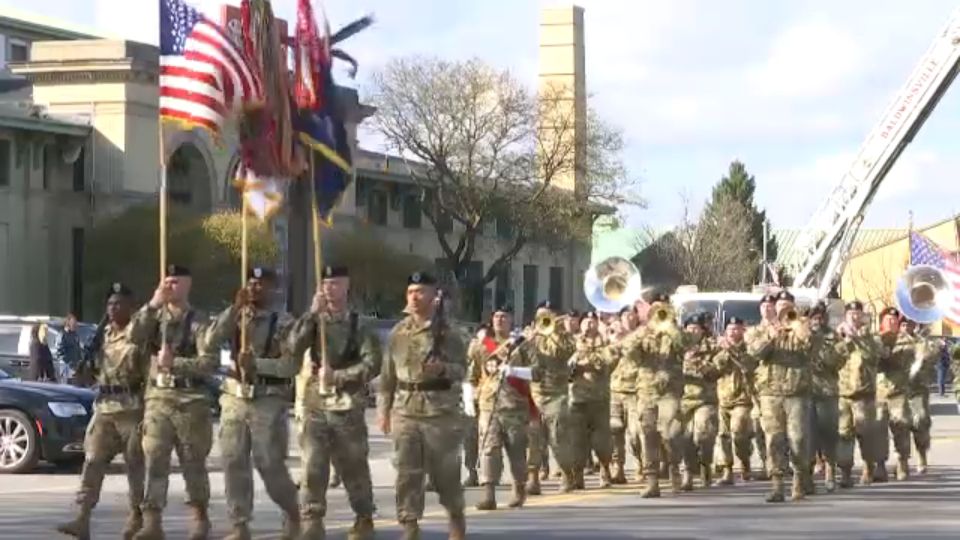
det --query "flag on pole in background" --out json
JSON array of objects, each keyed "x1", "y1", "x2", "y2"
[
  {"x1": 909, "y1": 231, "x2": 960, "y2": 325},
  {"x1": 159, "y1": 0, "x2": 263, "y2": 136}
]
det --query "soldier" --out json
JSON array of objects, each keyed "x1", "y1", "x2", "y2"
[
  {"x1": 835, "y1": 300, "x2": 882, "y2": 488},
  {"x1": 526, "y1": 301, "x2": 577, "y2": 493},
  {"x1": 715, "y1": 316, "x2": 755, "y2": 485},
  {"x1": 609, "y1": 307, "x2": 641, "y2": 484},
  {"x1": 568, "y1": 313, "x2": 616, "y2": 489},
  {"x1": 745, "y1": 290, "x2": 813, "y2": 502},
  {"x1": 132, "y1": 265, "x2": 217, "y2": 540},
  {"x1": 462, "y1": 325, "x2": 490, "y2": 488},
  {"x1": 748, "y1": 293, "x2": 777, "y2": 480},
  {"x1": 204, "y1": 267, "x2": 301, "y2": 539},
  {"x1": 378, "y1": 271, "x2": 467, "y2": 540},
  {"x1": 910, "y1": 322, "x2": 942, "y2": 474},
  {"x1": 621, "y1": 292, "x2": 686, "y2": 497},
  {"x1": 807, "y1": 302, "x2": 844, "y2": 492},
  {"x1": 679, "y1": 313, "x2": 721, "y2": 490},
  {"x1": 875, "y1": 308, "x2": 919, "y2": 482},
  {"x1": 57, "y1": 283, "x2": 149, "y2": 540},
  {"x1": 472, "y1": 305, "x2": 532, "y2": 510},
  {"x1": 288, "y1": 265, "x2": 381, "y2": 539}
]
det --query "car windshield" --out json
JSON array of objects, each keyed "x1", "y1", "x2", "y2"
[
  {"x1": 0, "y1": 367, "x2": 9, "y2": 379},
  {"x1": 721, "y1": 300, "x2": 762, "y2": 327},
  {"x1": 677, "y1": 300, "x2": 720, "y2": 322}
]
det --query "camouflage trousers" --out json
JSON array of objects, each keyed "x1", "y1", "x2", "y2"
[
  {"x1": 610, "y1": 391, "x2": 641, "y2": 469},
  {"x1": 141, "y1": 398, "x2": 212, "y2": 510},
  {"x1": 758, "y1": 395, "x2": 810, "y2": 476},
  {"x1": 632, "y1": 393, "x2": 683, "y2": 473},
  {"x1": 680, "y1": 400, "x2": 718, "y2": 471},
  {"x1": 300, "y1": 407, "x2": 375, "y2": 520},
  {"x1": 392, "y1": 412, "x2": 465, "y2": 523},
  {"x1": 838, "y1": 396, "x2": 877, "y2": 468},
  {"x1": 528, "y1": 394, "x2": 572, "y2": 473},
  {"x1": 809, "y1": 396, "x2": 839, "y2": 464},
  {"x1": 909, "y1": 391, "x2": 931, "y2": 454},
  {"x1": 876, "y1": 395, "x2": 912, "y2": 463},
  {"x1": 477, "y1": 409, "x2": 528, "y2": 486},
  {"x1": 219, "y1": 394, "x2": 299, "y2": 524},
  {"x1": 751, "y1": 403, "x2": 768, "y2": 467},
  {"x1": 76, "y1": 407, "x2": 144, "y2": 511},
  {"x1": 717, "y1": 404, "x2": 752, "y2": 467},
  {"x1": 463, "y1": 405, "x2": 479, "y2": 474},
  {"x1": 569, "y1": 399, "x2": 612, "y2": 470}
]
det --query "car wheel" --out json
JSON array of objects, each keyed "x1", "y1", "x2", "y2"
[{"x1": 0, "y1": 410, "x2": 40, "y2": 474}]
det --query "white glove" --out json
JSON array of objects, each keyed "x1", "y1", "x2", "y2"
[
  {"x1": 500, "y1": 365, "x2": 533, "y2": 381},
  {"x1": 461, "y1": 382, "x2": 476, "y2": 417},
  {"x1": 220, "y1": 348, "x2": 233, "y2": 368},
  {"x1": 909, "y1": 357, "x2": 923, "y2": 380}
]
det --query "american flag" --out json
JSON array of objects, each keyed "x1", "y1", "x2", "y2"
[
  {"x1": 159, "y1": 0, "x2": 263, "y2": 135},
  {"x1": 909, "y1": 231, "x2": 960, "y2": 324}
]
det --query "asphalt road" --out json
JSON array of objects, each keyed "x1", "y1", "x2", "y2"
[{"x1": 3, "y1": 396, "x2": 960, "y2": 539}]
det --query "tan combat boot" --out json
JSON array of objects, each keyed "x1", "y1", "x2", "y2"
[
  {"x1": 507, "y1": 483, "x2": 526, "y2": 508},
  {"x1": 634, "y1": 461, "x2": 645, "y2": 483},
  {"x1": 699, "y1": 464, "x2": 713, "y2": 488},
  {"x1": 132, "y1": 510, "x2": 164, "y2": 540},
  {"x1": 347, "y1": 516, "x2": 375, "y2": 540},
  {"x1": 669, "y1": 465, "x2": 682, "y2": 493},
  {"x1": 55, "y1": 506, "x2": 91, "y2": 540},
  {"x1": 718, "y1": 465, "x2": 734, "y2": 486},
  {"x1": 917, "y1": 451, "x2": 928, "y2": 474},
  {"x1": 838, "y1": 466, "x2": 853, "y2": 489},
  {"x1": 462, "y1": 468, "x2": 479, "y2": 487},
  {"x1": 526, "y1": 470, "x2": 541, "y2": 496},
  {"x1": 449, "y1": 514, "x2": 467, "y2": 540},
  {"x1": 223, "y1": 523, "x2": 252, "y2": 540},
  {"x1": 824, "y1": 463, "x2": 837, "y2": 493},
  {"x1": 299, "y1": 519, "x2": 325, "y2": 540},
  {"x1": 559, "y1": 469, "x2": 575, "y2": 493},
  {"x1": 873, "y1": 462, "x2": 888, "y2": 483},
  {"x1": 611, "y1": 462, "x2": 627, "y2": 484},
  {"x1": 896, "y1": 457, "x2": 910, "y2": 481},
  {"x1": 599, "y1": 463, "x2": 612, "y2": 489},
  {"x1": 475, "y1": 483, "x2": 497, "y2": 511},
  {"x1": 187, "y1": 504, "x2": 211, "y2": 540},
  {"x1": 680, "y1": 467, "x2": 694, "y2": 492},
  {"x1": 740, "y1": 459, "x2": 752, "y2": 482},
  {"x1": 400, "y1": 520, "x2": 420, "y2": 540},
  {"x1": 765, "y1": 474, "x2": 785, "y2": 503},
  {"x1": 122, "y1": 507, "x2": 143, "y2": 540},
  {"x1": 860, "y1": 463, "x2": 874, "y2": 486},
  {"x1": 791, "y1": 472, "x2": 806, "y2": 501},
  {"x1": 640, "y1": 472, "x2": 661, "y2": 498}
]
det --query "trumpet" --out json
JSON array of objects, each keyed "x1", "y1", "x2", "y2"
[
  {"x1": 535, "y1": 313, "x2": 556, "y2": 335},
  {"x1": 778, "y1": 307, "x2": 810, "y2": 339}
]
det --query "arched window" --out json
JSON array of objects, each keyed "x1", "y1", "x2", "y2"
[{"x1": 166, "y1": 142, "x2": 212, "y2": 211}]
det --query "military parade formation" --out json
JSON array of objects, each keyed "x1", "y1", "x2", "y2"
[{"x1": 51, "y1": 260, "x2": 956, "y2": 540}]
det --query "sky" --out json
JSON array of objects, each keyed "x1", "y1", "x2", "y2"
[{"x1": 5, "y1": 0, "x2": 960, "y2": 231}]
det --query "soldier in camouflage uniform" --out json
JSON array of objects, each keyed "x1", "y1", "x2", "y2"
[
  {"x1": 288, "y1": 266, "x2": 381, "y2": 539},
  {"x1": 745, "y1": 290, "x2": 813, "y2": 503},
  {"x1": 835, "y1": 300, "x2": 883, "y2": 488},
  {"x1": 472, "y1": 306, "x2": 532, "y2": 510},
  {"x1": 911, "y1": 323, "x2": 942, "y2": 474},
  {"x1": 378, "y1": 272, "x2": 467, "y2": 540},
  {"x1": 621, "y1": 293, "x2": 686, "y2": 498},
  {"x1": 609, "y1": 308, "x2": 641, "y2": 484},
  {"x1": 131, "y1": 265, "x2": 217, "y2": 540},
  {"x1": 747, "y1": 293, "x2": 777, "y2": 480},
  {"x1": 526, "y1": 301, "x2": 578, "y2": 493},
  {"x1": 462, "y1": 326, "x2": 489, "y2": 488},
  {"x1": 678, "y1": 313, "x2": 721, "y2": 490},
  {"x1": 568, "y1": 313, "x2": 616, "y2": 489},
  {"x1": 807, "y1": 302, "x2": 844, "y2": 492},
  {"x1": 204, "y1": 267, "x2": 301, "y2": 539},
  {"x1": 714, "y1": 316, "x2": 755, "y2": 485},
  {"x1": 57, "y1": 283, "x2": 149, "y2": 540}
]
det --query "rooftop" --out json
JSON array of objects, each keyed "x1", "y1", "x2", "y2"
[
  {"x1": 0, "y1": 102, "x2": 90, "y2": 136},
  {"x1": 0, "y1": 8, "x2": 103, "y2": 41}
]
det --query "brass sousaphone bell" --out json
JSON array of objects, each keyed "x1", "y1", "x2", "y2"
[
  {"x1": 895, "y1": 264, "x2": 951, "y2": 324},
  {"x1": 583, "y1": 256, "x2": 644, "y2": 313}
]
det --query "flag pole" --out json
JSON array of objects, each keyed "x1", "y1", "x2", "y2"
[
  {"x1": 310, "y1": 151, "x2": 331, "y2": 393},
  {"x1": 158, "y1": 123, "x2": 170, "y2": 359}
]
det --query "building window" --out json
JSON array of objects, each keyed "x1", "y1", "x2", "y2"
[
  {"x1": 8, "y1": 39, "x2": 28, "y2": 62},
  {"x1": 72, "y1": 147, "x2": 85, "y2": 192},
  {"x1": 367, "y1": 189, "x2": 388, "y2": 225},
  {"x1": 0, "y1": 140, "x2": 10, "y2": 187},
  {"x1": 496, "y1": 217, "x2": 513, "y2": 239},
  {"x1": 549, "y1": 266, "x2": 564, "y2": 312},
  {"x1": 494, "y1": 265, "x2": 511, "y2": 308},
  {"x1": 523, "y1": 265, "x2": 539, "y2": 324},
  {"x1": 402, "y1": 193, "x2": 421, "y2": 229}
]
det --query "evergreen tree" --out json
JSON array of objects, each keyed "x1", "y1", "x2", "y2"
[{"x1": 708, "y1": 160, "x2": 778, "y2": 275}]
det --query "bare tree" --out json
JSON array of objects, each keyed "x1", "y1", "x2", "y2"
[{"x1": 366, "y1": 56, "x2": 642, "y2": 317}]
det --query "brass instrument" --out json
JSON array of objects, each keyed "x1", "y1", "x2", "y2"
[
  {"x1": 778, "y1": 306, "x2": 810, "y2": 339},
  {"x1": 583, "y1": 256, "x2": 644, "y2": 313},
  {"x1": 648, "y1": 303, "x2": 678, "y2": 334},
  {"x1": 535, "y1": 312, "x2": 557, "y2": 336},
  {"x1": 895, "y1": 264, "x2": 950, "y2": 324}
]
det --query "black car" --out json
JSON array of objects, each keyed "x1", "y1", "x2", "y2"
[{"x1": 0, "y1": 367, "x2": 95, "y2": 473}]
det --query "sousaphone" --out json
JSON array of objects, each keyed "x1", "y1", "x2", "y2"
[
  {"x1": 895, "y1": 264, "x2": 951, "y2": 324},
  {"x1": 583, "y1": 256, "x2": 644, "y2": 313}
]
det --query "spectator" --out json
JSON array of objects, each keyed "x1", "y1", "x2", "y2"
[
  {"x1": 55, "y1": 313, "x2": 82, "y2": 371},
  {"x1": 937, "y1": 343, "x2": 951, "y2": 397},
  {"x1": 27, "y1": 324, "x2": 56, "y2": 382}
]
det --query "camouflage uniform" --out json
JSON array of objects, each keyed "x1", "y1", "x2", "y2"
[
  {"x1": 462, "y1": 339, "x2": 482, "y2": 486},
  {"x1": 714, "y1": 339, "x2": 755, "y2": 483},
  {"x1": 132, "y1": 304, "x2": 216, "y2": 539},
  {"x1": 680, "y1": 336, "x2": 721, "y2": 489},
  {"x1": 568, "y1": 334, "x2": 616, "y2": 488},
  {"x1": 205, "y1": 305, "x2": 301, "y2": 537},
  {"x1": 808, "y1": 326, "x2": 844, "y2": 490},
  {"x1": 608, "y1": 339, "x2": 640, "y2": 483},
  {"x1": 378, "y1": 315, "x2": 467, "y2": 530},
  {"x1": 289, "y1": 310, "x2": 381, "y2": 538},
  {"x1": 471, "y1": 334, "x2": 532, "y2": 509},
  {"x1": 527, "y1": 330, "x2": 577, "y2": 492},
  {"x1": 911, "y1": 336, "x2": 942, "y2": 472},
  {"x1": 745, "y1": 323, "x2": 813, "y2": 502},
  {"x1": 875, "y1": 331, "x2": 918, "y2": 481},
  {"x1": 57, "y1": 320, "x2": 151, "y2": 539},
  {"x1": 836, "y1": 330, "x2": 883, "y2": 487},
  {"x1": 621, "y1": 323, "x2": 686, "y2": 497},
  {"x1": 748, "y1": 322, "x2": 773, "y2": 478}
]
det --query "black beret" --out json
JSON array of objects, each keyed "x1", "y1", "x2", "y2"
[
  {"x1": 650, "y1": 293, "x2": 670, "y2": 304},
  {"x1": 248, "y1": 266, "x2": 277, "y2": 280},
  {"x1": 619, "y1": 306, "x2": 632, "y2": 315},
  {"x1": 845, "y1": 300, "x2": 864, "y2": 311},
  {"x1": 322, "y1": 265, "x2": 349, "y2": 279},
  {"x1": 106, "y1": 282, "x2": 133, "y2": 300},
  {"x1": 684, "y1": 313, "x2": 706, "y2": 327},
  {"x1": 408, "y1": 271, "x2": 437, "y2": 286},
  {"x1": 725, "y1": 316, "x2": 745, "y2": 327},
  {"x1": 166, "y1": 264, "x2": 191, "y2": 277},
  {"x1": 568, "y1": 310, "x2": 582, "y2": 318},
  {"x1": 492, "y1": 304, "x2": 513, "y2": 314},
  {"x1": 536, "y1": 300, "x2": 554, "y2": 310},
  {"x1": 776, "y1": 290, "x2": 795, "y2": 302},
  {"x1": 808, "y1": 304, "x2": 826, "y2": 317},
  {"x1": 879, "y1": 307, "x2": 901, "y2": 319},
  {"x1": 760, "y1": 293, "x2": 777, "y2": 303}
]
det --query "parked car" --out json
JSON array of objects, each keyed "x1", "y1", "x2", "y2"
[
  {"x1": 0, "y1": 315, "x2": 96, "y2": 381},
  {"x1": 0, "y1": 367, "x2": 95, "y2": 473}
]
